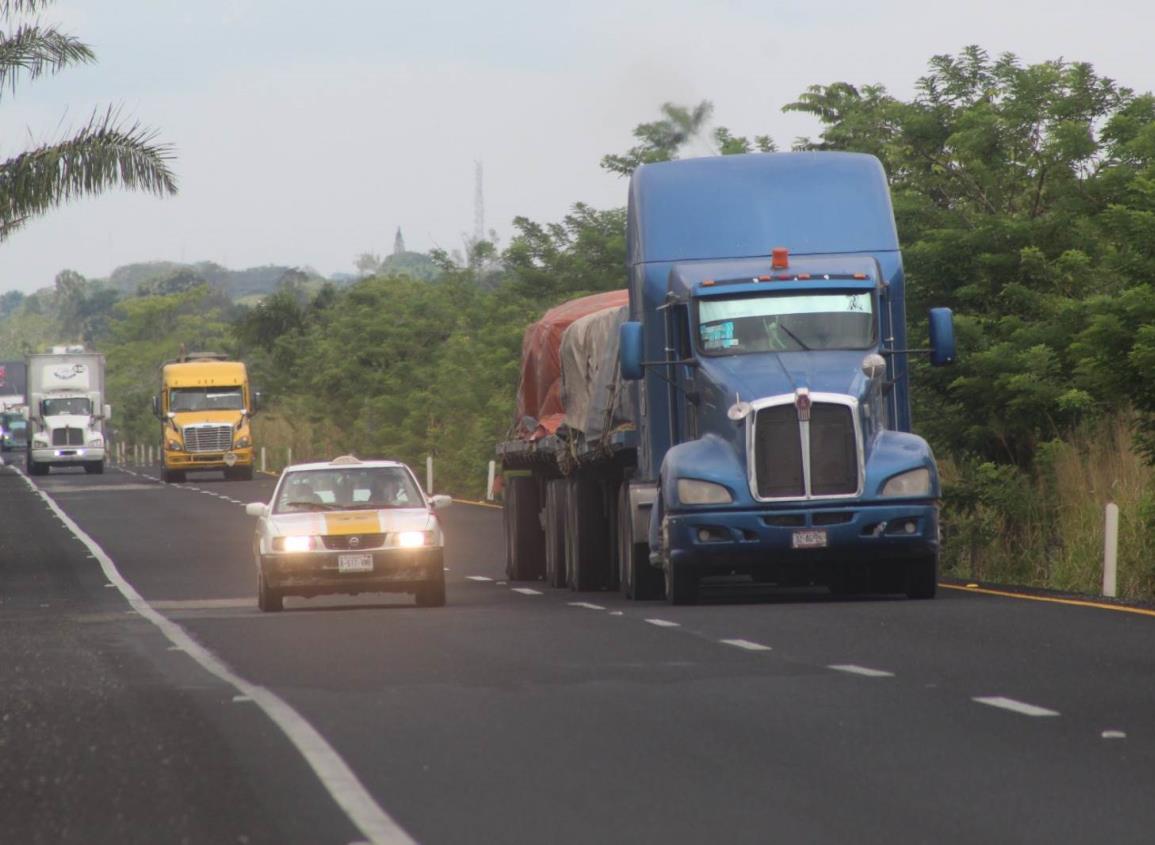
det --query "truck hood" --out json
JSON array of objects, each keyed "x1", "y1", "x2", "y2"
[
  {"x1": 171, "y1": 410, "x2": 246, "y2": 426},
  {"x1": 42, "y1": 414, "x2": 97, "y2": 427},
  {"x1": 698, "y1": 349, "x2": 873, "y2": 405}
]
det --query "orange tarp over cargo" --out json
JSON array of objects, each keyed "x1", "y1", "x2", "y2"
[{"x1": 514, "y1": 289, "x2": 629, "y2": 441}]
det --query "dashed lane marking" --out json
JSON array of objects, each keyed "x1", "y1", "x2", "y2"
[
  {"x1": 511, "y1": 588, "x2": 543, "y2": 596},
  {"x1": 973, "y1": 696, "x2": 1060, "y2": 717},
  {"x1": 1102, "y1": 730, "x2": 1127, "y2": 739},
  {"x1": 15, "y1": 469, "x2": 417, "y2": 845},
  {"x1": 828, "y1": 664, "x2": 895, "y2": 678},
  {"x1": 567, "y1": 602, "x2": 606, "y2": 610},
  {"x1": 466, "y1": 576, "x2": 493, "y2": 582},
  {"x1": 645, "y1": 618, "x2": 681, "y2": 628},
  {"x1": 720, "y1": 638, "x2": 772, "y2": 652}
]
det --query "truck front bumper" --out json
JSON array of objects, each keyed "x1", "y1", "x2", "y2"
[
  {"x1": 665, "y1": 501, "x2": 939, "y2": 573},
  {"x1": 31, "y1": 447, "x2": 105, "y2": 466},
  {"x1": 165, "y1": 447, "x2": 254, "y2": 471}
]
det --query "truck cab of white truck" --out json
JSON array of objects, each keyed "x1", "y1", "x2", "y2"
[{"x1": 26, "y1": 347, "x2": 110, "y2": 476}]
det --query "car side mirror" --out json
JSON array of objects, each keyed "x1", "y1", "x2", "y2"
[
  {"x1": 429, "y1": 494, "x2": 453, "y2": 510},
  {"x1": 245, "y1": 502, "x2": 269, "y2": 517},
  {"x1": 620, "y1": 321, "x2": 644, "y2": 381}
]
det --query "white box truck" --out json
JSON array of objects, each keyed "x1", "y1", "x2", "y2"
[{"x1": 26, "y1": 346, "x2": 110, "y2": 475}]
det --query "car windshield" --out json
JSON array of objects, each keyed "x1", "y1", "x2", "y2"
[
  {"x1": 42, "y1": 397, "x2": 92, "y2": 415},
  {"x1": 697, "y1": 291, "x2": 875, "y2": 354},
  {"x1": 170, "y1": 387, "x2": 244, "y2": 412},
  {"x1": 273, "y1": 466, "x2": 424, "y2": 514}
]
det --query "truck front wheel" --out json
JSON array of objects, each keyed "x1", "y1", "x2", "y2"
[
  {"x1": 84, "y1": 461, "x2": 104, "y2": 475},
  {"x1": 664, "y1": 560, "x2": 698, "y2": 606},
  {"x1": 905, "y1": 554, "x2": 938, "y2": 600}
]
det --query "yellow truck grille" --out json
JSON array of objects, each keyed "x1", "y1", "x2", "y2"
[{"x1": 182, "y1": 424, "x2": 233, "y2": 453}]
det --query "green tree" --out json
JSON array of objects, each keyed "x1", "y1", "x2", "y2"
[{"x1": 0, "y1": 0, "x2": 176, "y2": 239}]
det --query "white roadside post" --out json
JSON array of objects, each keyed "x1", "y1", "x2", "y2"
[
  {"x1": 427, "y1": 455, "x2": 433, "y2": 494},
  {"x1": 486, "y1": 460, "x2": 496, "y2": 500},
  {"x1": 1103, "y1": 502, "x2": 1119, "y2": 598},
  {"x1": 260, "y1": 446, "x2": 267, "y2": 473},
  {"x1": 286, "y1": 447, "x2": 292, "y2": 470}
]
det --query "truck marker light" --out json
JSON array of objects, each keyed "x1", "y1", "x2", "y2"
[
  {"x1": 797, "y1": 273, "x2": 811, "y2": 280},
  {"x1": 702, "y1": 279, "x2": 715, "y2": 287},
  {"x1": 771, "y1": 246, "x2": 789, "y2": 269},
  {"x1": 853, "y1": 273, "x2": 868, "y2": 279},
  {"x1": 758, "y1": 275, "x2": 771, "y2": 282}
]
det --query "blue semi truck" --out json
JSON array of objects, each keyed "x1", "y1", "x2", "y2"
[{"x1": 499, "y1": 151, "x2": 955, "y2": 604}]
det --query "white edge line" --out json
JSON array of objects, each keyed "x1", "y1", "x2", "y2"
[
  {"x1": 973, "y1": 696, "x2": 1060, "y2": 717},
  {"x1": 720, "y1": 638, "x2": 772, "y2": 652},
  {"x1": 828, "y1": 664, "x2": 895, "y2": 678},
  {"x1": 16, "y1": 470, "x2": 415, "y2": 845},
  {"x1": 644, "y1": 618, "x2": 680, "y2": 628}
]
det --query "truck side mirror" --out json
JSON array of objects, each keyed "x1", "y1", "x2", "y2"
[
  {"x1": 151, "y1": 395, "x2": 160, "y2": 419},
  {"x1": 103, "y1": 404, "x2": 112, "y2": 422},
  {"x1": 620, "y1": 321, "x2": 644, "y2": 381},
  {"x1": 252, "y1": 390, "x2": 262, "y2": 414},
  {"x1": 929, "y1": 308, "x2": 956, "y2": 366}
]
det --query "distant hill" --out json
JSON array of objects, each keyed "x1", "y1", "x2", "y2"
[{"x1": 102, "y1": 262, "x2": 332, "y2": 300}]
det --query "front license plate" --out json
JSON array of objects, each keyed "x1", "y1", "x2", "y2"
[
  {"x1": 338, "y1": 553, "x2": 373, "y2": 573},
  {"x1": 792, "y1": 529, "x2": 828, "y2": 549}
]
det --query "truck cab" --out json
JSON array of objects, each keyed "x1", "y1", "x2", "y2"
[
  {"x1": 154, "y1": 353, "x2": 256, "y2": 483},
  {"x1": 25, "y1": 348, "x2": 109, "y2": 476}
]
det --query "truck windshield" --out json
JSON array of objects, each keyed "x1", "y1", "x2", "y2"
[
  {"x1": 43, "y1": 397, "x2": 92, "y2": 415},
  {"x1": 697, "y1": 291, "x2": 875, "y2": 354},
  {"x1": 170, "y1": 387, "x2": 244, "y2": 412}
]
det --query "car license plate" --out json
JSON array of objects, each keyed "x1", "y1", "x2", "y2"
[
  {"x1": 792, "y1": 529, "x2": 828, "y2": 549},
  {"x1": 338, "y1": 553, "x2": 373, "y2": 573}
]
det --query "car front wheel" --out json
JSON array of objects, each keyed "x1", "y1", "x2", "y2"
[{"x1": 258, "y1": 571, "x2": 283, "y2": 612}]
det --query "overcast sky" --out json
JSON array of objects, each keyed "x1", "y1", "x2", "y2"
[{"x1": 1, "y1": 0, "x2": 1154, "y2": 293}]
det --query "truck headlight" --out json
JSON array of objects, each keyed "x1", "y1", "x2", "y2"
[
  {"x1": 881, "y1": 468, "x2": 931, "y2": 497},
  {"x1": 676, "y1": 478, "x2": 733, "y2": 505},
  {"x1": 167, "y1": 439, "x2": 182, "y2": 451},
  {"x1": 87, "y1": 437, "x2": 104, "y2": 447},
  {"x1": 32, "y1": 434, "x2": 49, "y2": 446},
  {"x1": 396, "y1": 530, "x2": 432, "y2": 548},
  {"x1": 234, "y1": 435, "x2": 251, "y2": 449},
  {"x1": 274, "y1": 535, "x2": 318, "y2": 552}
]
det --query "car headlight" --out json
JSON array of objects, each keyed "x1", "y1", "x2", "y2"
[
  {"x1": 396, "y1": 530, "x2": 432, "y2": 548},
  {"x1": 881, "y1": 468, "x2": 932, "y2": 497},
  {"x1": 274, "y1": 535, "x2": 318, "y2": 552},
  {"x1": 234, "y1": 435, "x2": 251, "y2": 449},
  {"x1": 676, "y1": 478, "x2": 733, "y2": 505}
]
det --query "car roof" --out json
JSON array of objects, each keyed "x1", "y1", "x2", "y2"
[{"x1": 281, "y1": 457, "x2": 409, "y2": 473}]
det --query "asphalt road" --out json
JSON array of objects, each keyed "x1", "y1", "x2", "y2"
[{"x1": 4, "y1": 457, "x2": 1155, "y2": 844}]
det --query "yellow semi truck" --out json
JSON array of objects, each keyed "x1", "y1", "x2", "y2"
[{"x1": 153, "y1": 352, "x2": 257, "y2": 483}]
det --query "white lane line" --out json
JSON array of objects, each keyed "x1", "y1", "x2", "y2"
[
  {"x1": 973, "y1": 696, "x2": 1060, "y2": 717},
  {"x1": 511, "y1": 588, "x2": 543, "y2": 596},
  {"x1": 828, "y1": 664, "x2": 895, "y2": 678},
  {"x1": 645, "y1": 618, "x2": 681, "y2": 628},
  {"x1": 720, "y1": 638, "x2": 772, "y2": 652},
  {"x1": 16, "y1": 470, "x2": 415, "y2": 845},
  {"x1": 567, "y1": 602, "x2": 606, "y2": 610},
  {"x1": 466, "y1": 575, "x2": 493, "y2": 582}
]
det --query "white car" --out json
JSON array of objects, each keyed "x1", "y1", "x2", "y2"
[{"x1": 245, "y1": 455, "x2": 451, "y2": 612}]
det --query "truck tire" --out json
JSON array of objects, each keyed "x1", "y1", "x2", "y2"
[
  {"x1": 84, "y1": 461, "x2": 104, "y2": 475},
  {"x1": 28, "y1": 457, "x2": 47, "y2": 476},
  {"x1": 504, "y1": 474, "x2": 545, "y2": 581},
  {"x1": 665, "y1": 560, "x2": 698, "y2": 605},
  {"x1": 161, "y1": 467, "x2": 185, "y2": 484},
  {"x1": 544, "y1": 479, "x2": 569, "y2": 588},
  {"x1": 565, "y1": 474, "x2": 612, "y2": 591},
  {"x1": 618, "y1": 482, "x2": 661, "y2": 600},
  {"x1": 226, "y1": 465, "x2": 254, "y2": 481},
  {"x1": 905, "y1": 553, "x2": 938, "y2": 600}
]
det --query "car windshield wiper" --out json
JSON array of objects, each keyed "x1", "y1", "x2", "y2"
[{"x1": 778, "y1": 323, "x2": 812, "y2": 351}]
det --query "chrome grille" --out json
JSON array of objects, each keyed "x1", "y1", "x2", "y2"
[
  {"x1": 182, "y1": 424, "x2": 233, "y2": 453},
  {"x1": 52, "y1": 427, "x2": 84, "y2": 446},
  {"x1": 322, "y1": 534, "x2": 385, "y2": 550},
  {"x1": 753, "y1": 400, "x2": 859, "y2": 500}
]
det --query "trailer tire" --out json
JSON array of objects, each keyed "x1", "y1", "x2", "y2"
[
  {"x1": 905, "y1": 553, "x2": 938, "y2": 600},
  {"x1": 544, "y1": 479, "x2": 569, "y2": 588},
  {"x1": 565, "y1": 474, "x2": 612, "y2": 591},
  {"x1": 618, "y1": 483, "x2": 661, "y2": 600},
  {"x1": 504, "y1": 474, "x2": 545, "y2": 581}
]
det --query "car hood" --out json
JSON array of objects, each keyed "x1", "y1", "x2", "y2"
[{"x1": 267, "y1": 507, "x2": 435, "y2": 536}]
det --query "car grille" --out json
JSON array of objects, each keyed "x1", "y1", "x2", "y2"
[
  {"x1": 322, "y1": 534, "x2": 385, "y2": 550},
  {"x1": 182, "y1": 424, "x2": 233, "y2": 453},
  {"x1": 52, "y1": 427, "x2": 84, "y2": 446},
  {"x1": 753, "y1": 401, "x2": 859, "y2": 499}
]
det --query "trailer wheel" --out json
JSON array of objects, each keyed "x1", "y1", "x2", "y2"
[
  {"x1": 544, "y1": 479, "x2": 569, "y2": 588},
  {"x1": 905, "y1": 553, "x2": 938, "y2": 600},
  {"x1": 565, "y1": 474, "x2": 612, "y2": 591},
  {"x1": 504, "y1": 474, "x2": 545, "y2": 581},
  {"x1": 618, "y1": 483, "x2": 661, "y2": 600}
]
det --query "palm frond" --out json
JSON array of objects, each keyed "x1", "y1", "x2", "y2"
[
  {"x1": 0, "y1": 25, "x2": 94, "y2": 97},
  {"x1": 0, "y1": 107, "x2": 178, "y2": 240},
  {"x1": 0, "y1": 0, "x2": 57, "y2": 19}
]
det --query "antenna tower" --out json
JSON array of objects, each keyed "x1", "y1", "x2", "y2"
[{"x1": 473, "y1": 160, "x2": 485, "y2": 244}]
